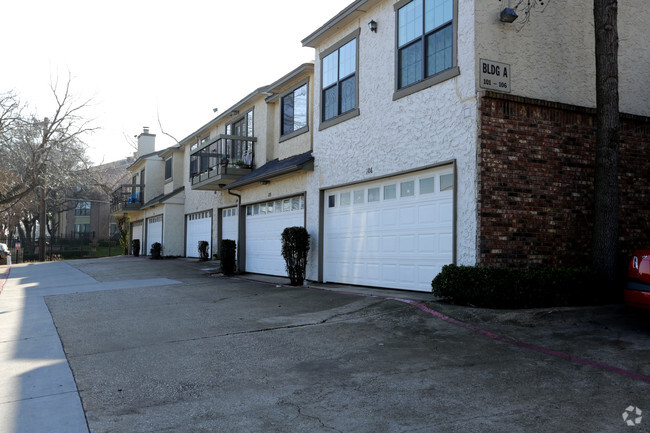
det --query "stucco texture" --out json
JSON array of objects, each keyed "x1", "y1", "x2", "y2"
[
  {"x1": 475, "y1": 0, "x2": 650, "y2": 117},
  {"x1": 309, "y1": 0, "x2": 479, "y2": 269}
]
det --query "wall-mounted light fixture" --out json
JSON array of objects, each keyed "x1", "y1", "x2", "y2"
[
  {"x1": 499, "y1": 0, "x2": 518, "y2": 22},
  {"x1": 368, "y1": 20, "x2": 377, "y2": 32},
  {"x1": 229, "y1": 110, "x2": 239, "y2": 117}
]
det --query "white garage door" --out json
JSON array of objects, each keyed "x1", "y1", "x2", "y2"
[
  {"x1": 324, "y1": 166, "x2": 454, "y2": 292},
  {"x1": 245, "y1": 196, "x2": 305, "y2": 276},
  {"x1": 186, "y1": 211, "x2": 211, "y2": 258},
  {"x1": 221, "y1": 207, "x2": 238, "y2": 244},
  {"x1": 132, "y1": 222, "x2": 143, "y2": 255},
  {"x1": 146, "y1": 215, "x2": 163, "y2": 256}
]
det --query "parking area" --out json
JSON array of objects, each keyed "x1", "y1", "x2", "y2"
[{"x1": 1, "y1": 257, "x2": 649, "y2": 432}]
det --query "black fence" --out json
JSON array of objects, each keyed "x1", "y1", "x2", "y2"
[{"x1": 1, "y1": 237, "x2": 123, "y2": 263}]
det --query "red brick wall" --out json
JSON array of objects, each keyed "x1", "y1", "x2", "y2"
[{"x1": 478, "y1": 92, "x2": 650, "y2": 268}]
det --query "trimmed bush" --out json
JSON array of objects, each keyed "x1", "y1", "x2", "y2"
[
  {"x1": 150, "y1": 242, "x2": 162, "y2": 259},
  {"x1": 432, "y1": 264, "x2": 602, "y2": 309},
  {"x1": 221, "y1": 239, "x2": 236, "y2": 275},
  {"x1": 198, "y1": 241, "x2": 210, "y2": 261},
  {"x1": 132, "y1": 239, "x2": 140, "y2": 257},
  {"x1": 281, "y1": 226, "x2": 310, "y2": 286}
]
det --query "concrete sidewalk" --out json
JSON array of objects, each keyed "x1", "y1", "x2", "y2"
[{"x1": 0, "y1": 260, "x2": 181, "y2": 433}]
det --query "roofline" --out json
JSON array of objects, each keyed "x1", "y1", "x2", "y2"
[
  {"x1": 301, "y1": 0, "x2": 381, "y2": 48},
  {"x1": 177, "y1": 85, "x2": 269, "y2": 147},
  {"x1": 265, "y1": 63, "x2": 314, "y2": 100}
]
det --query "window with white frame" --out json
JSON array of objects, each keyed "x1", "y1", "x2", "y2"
[{"x1": 396, "y1": 0, "x2": 456, "y2": 94}]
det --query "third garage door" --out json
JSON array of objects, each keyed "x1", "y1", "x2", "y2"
[
  {"x1": 324, "y1": 166, "x2": 454, "y2": 292},
  {"x1": 245, "y1": 196, "x2": 305, "y2": 276}
]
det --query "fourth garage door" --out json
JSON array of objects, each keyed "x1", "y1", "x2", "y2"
[
  {"x1": 324, "y1": 166, "x2": 454, "y2": 292},
  {"x1": 245, "y1": 196, "x2": 305, "y2": 276}
]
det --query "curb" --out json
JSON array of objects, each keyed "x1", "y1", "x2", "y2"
[{"x1": 0, "y1": 265, "x2": 10, "y2": 295}]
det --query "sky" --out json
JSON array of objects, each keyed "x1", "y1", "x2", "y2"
[{"x1": 2, "y1": 0, "x2": 353, "y2": 165}]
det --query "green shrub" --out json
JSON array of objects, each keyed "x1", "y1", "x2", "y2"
[
  {"x1": 221, "y1": 239, "x2": 236, "y2": 275},
  {"x1": 132, "y1": 239, "x2": 140, "y2": 257},
  {"x1": 198, "y1": 241, "x2": 210, "y2": 261},
  {"x1": 150, "y1": 242, "x2": 162, "y2": 259},
  {"x1": 432, "y1": 264, "x2": 601, "y2": 309},
  {"x1": 281, "y1": 226, "x2": 310, "y2": 286}
]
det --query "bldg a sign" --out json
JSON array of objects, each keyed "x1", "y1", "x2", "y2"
[{"x1": 479, "y1": 59, "x2": 511, "y2": 93}]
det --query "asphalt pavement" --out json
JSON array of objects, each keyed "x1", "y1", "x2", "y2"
[{"x1": 1, "y1": 257, "x2": 649, "y2": 432}]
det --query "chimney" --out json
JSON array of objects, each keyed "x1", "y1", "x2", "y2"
[{"x1": 136, "y1": 126, "x2": 156, "y2": 157}]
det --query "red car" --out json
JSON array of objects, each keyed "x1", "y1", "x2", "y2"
[{"x1": 626, "y1": 249, "x2": 650, "y2": 310}]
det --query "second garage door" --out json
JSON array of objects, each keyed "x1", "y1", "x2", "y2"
[
  {"x1": 146, "y1": 215, "x2": 163, "y2": 256},
  {"x1": 186, "y1": 211, "x2": 211, "y2": 258},
  {"x1": 245, "y1": 196, "x2": 305, "y2": 276},
  {"x1": 324, "y1": 166, "x2": 454, "y2": 292}
]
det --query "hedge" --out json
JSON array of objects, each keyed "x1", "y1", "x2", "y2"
[{"x1": 431, "y1": 264, "x2": 606, "y2": 309}]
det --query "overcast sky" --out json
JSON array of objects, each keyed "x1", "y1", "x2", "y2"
[{"x1": 2, "y1": 0, "x2": 352, "y2": 164}]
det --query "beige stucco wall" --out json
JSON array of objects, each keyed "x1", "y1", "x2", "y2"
[
  {"x1": 307, "y1": 0, "x2": 479, "y2": 275},
  {"x1": 475, "y1": 0, "x2": 650, "y2": 116}
]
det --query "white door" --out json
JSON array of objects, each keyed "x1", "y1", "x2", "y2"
[
  {"x1": 132, "y1": 222, "x2": 143, "y2": 255},
  {"x1": 245, "y1": 196, "x2": 305, "y2": 276},
  {"x1": 186, "y1": 211, "x2": 212, "y2": 258},
  {"x1": 146, "y1": 215, "x2": 163, "y2": 256},
  {"x1": 324, "y1": 166, "x2": 454, "y2": 292}
]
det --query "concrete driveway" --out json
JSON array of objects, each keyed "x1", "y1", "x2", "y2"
[{"x1": 1, "y1": 257, "x2": 649, "y2": 432}]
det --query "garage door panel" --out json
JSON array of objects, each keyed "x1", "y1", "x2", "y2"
[
  {"x1": 324, "y1": 166, "x2": 454, "y2": 292},
  {"x1": 245, "y1": 197, "x2": 304, "y2": 276}
]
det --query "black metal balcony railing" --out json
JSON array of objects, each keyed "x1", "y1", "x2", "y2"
[
  {"x1": 190, "y1": 135, "x2": 255, "y2": 189},
  {"x1": 111, "y1": 184, "x2": 145, "y2": 214}
]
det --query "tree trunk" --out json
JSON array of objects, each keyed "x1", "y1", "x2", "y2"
[
  {"x1": 38, "y1": 187, "x2": 47, "y2": 262},
  {"x1": 592, "y1": 0, "x2": 619, "y2": 283}
]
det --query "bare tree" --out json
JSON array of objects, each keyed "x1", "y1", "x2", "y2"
[{"x1": 0, "y1": 75, "x2": 96, "y2": 260}]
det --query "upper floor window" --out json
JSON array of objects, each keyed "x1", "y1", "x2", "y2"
[
  {"x1": 75, "y1": 201, "x2": 91, "y2": 216},
  {"x1": 281, "y1": 83, "x2": 308, "y2": 137},
  {"x1": 227, "y1": 109, "x2": 254, "y2": 137},
  {"x1": 320, "y1": 29, "x2": 360, "y2": 130},
  {"x1": 165, "y1": 157, "x2": 172, "y2": 181},
  {"x1": 395, "y1": 0, "x2": 458, "y2": 99}
]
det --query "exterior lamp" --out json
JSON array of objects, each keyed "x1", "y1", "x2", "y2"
[
  {"x1": 500, "y1": 8, "x2": 518, "y2": 22},
  {"x1": 368, "y1": 20, "x2": 377, "y2": 32},
  {"x1": 499, "y1": 0, "x2": 518, "y2": 23}
]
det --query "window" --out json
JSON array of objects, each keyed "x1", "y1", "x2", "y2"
[
  {"x1": 420, "y1": 177, "x2": 435, "y2": 194},
  {"x1": 281, "y1": 83, "x2": 308, "y2": 137},
  {"x1": 320, "y1": 30, "x2": 360, "y2": 129},
  {"x1": 75, "y1": 224, "x2": 90, "y2": 239},
  {"x1": 75, "y1": 201, "x2": 90, "y2": 216},
  {"x1": 353, "y1": 190, "x2": 364, "y2": 204},
  {"x1": 384, "y1": 184, "x2": 397, "y2": 200},
  {"x1": 440, "y1": 173, "x2": 454, "y2": 191},
  {"x1": 227, "y1": 110, "x2": 254, "y2": 137},
  {"x1": 395, "y1": 0, "x2": 457, "y2": 98},
  {"x1": 368, "y1": 187, "x2": 380, "y2": 202},
  {"x1": 165, "y1": 157, "x2": 172, "y2": 181},
  {"x1": 401, "y1": 181, "x2": 415, "y2": 197}
]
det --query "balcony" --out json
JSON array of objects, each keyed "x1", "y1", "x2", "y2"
[
  {"x1": 111, "y1": 184, "x2": 145, "y2": 214},
  {"x1": 190, "y1": 135, "x2": 256, "y2": 190}
]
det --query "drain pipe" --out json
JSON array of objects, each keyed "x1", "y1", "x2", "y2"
[{"x1": 226, "y1": 188, "x2": 244, "y2": 272}]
